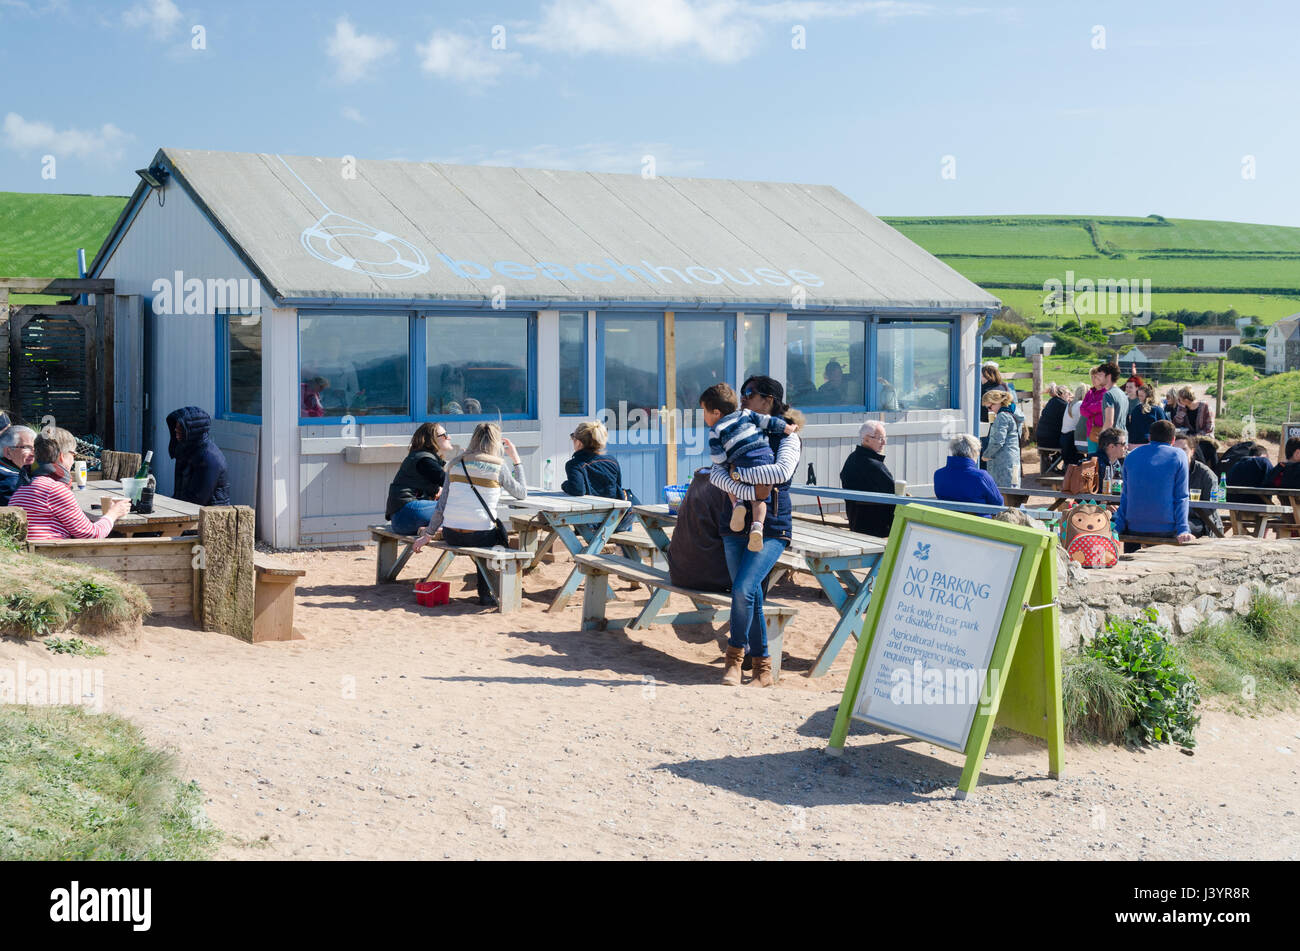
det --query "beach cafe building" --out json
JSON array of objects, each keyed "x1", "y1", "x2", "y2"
[{"x1": 90, "y1": 148, "x2": 1000, "y2": 548}]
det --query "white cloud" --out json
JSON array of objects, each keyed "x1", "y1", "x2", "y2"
[
  {"x1": 341, "y1": 106, "x2": 365, "y2": 123},
  {"x1": 326, "y1": 16, "x2": 396, "y2": 83},
  {"x1": 2, "y1": 112, "x2": 131, "y2": 161},
  {"x1": 122, "y1": 0, "x2": 182, "y2": 39},
  {"x1": 417, "y1": 29, "x2": 517, "y2": 84},
  {"x1": 518, "y1": 0, "x2": 995, "y2": 61}
]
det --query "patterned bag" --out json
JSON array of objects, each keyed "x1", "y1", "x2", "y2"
[{"x1": 1060, "y1": 501, "x2": 1120, "y2": 568}]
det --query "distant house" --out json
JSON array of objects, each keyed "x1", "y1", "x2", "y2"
[
  {"x1": 1182, "y1": 325, "x2": 1240, "y2": 355},
  {"x1": 1107, "y1": 331, "x2": 1135, "y2": 348},
  {"x1": 1266, "y1": 315, "x2": 1300, "y2": 374},
  {"x1": 1022, "y1": 333, "x2": 1056, "y2": 357},
  {"x1": 983, "y1": 335, "x2": 1016, "y2": 357},
  {"x1": 1119, "y1": 344, "x2": 1181, "y2": 365}
]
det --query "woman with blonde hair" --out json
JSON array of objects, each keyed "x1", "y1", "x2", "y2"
[
  {"x1": 1125, "y1": 383, "x2": 1167, "y2": 445},
  {"x1": 982, "y1": 389, "x2": 1021, "y2": 488},
  {"x1": 412, "y1": 422, "x2": 527, "y2": 606},
  {"x1": 561, "y1": 419, "x2": 630, "y2": 536}
]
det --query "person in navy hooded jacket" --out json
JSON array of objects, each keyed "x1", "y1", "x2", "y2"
[
  {"x1": 933, "y1": 434, "x2": 1004, "y2": 512},
  {"x1": 166, "y1": 406, "x2": 231, "y2": 506}
]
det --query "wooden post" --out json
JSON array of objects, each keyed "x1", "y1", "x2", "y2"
[
  {"x1": 197, "y1": 505, "x2": 256, "y2": 641},
  {"x1": 663, "y1": 311, "x2": 677, "y2": 486},
  {"x1": 1216, "y1": 357, "x2": 1226, "y2": 421},
  {"x1": 1031, "y1": 352, "x2": 1043, "y2": 429},
  {"x1": 0, "y1": 289, "x2": 9, "y2": 410},
  {"x1": 101, "y1": 292, "x2": 116, "y2": 449}
]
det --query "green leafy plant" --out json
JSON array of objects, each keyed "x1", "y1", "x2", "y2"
[
  {"x1": 1084, "y1": 608, "x2": 1201, "y2": 749},
  {"x1": 43, "y1": 636, "x2": 107, "y2": 658}
]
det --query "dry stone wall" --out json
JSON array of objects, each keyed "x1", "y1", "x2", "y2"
[{"x1": 1056, "y1": 538, "x2": 1300, "y2": 647}]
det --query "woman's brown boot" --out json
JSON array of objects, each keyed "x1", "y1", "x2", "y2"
[
  {"x1": 722, "y1": 646, "x2": 745, "y2": 685},
  {"x1": 750, "y1": 656, "x2": 773, "y2": 687}
]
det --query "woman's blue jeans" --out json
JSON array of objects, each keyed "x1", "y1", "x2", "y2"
[
  {"x1": 722, "y1": 534, "x2": 787, "y2": 658},
  {"x1": 390, "y1": 499, "x2": 438, "y2": 536}
]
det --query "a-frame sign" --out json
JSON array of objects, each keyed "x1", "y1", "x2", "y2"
[{"x1": 826, "y1": 503, "x2": 1064, "y2": 799}]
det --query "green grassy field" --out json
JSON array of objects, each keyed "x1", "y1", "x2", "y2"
[
  {"x1": 0, "y1": 191, "x2": 127, "y2": 277},
  {"x1": 885, "y1": 214, "x2": 1300, "y2": 327}
]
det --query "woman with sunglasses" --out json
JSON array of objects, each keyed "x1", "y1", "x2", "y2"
[
  {"x1": 386, "y1": 422, "x2": 453, "y2": 536},
  {"x1": 709, "y1": 375, "x2": 803, "y2": 687}
]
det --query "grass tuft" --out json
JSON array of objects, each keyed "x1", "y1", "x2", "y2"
[
  {"x1": 0, "y1": 706, "x2": 221, "y2": 860},
  {"x1": 1180, "y1": 593, "x2": 1300, "y2": 713}
]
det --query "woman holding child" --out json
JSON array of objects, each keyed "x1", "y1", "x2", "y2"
[{"x1": 704, "y1": 376, "x2": 803, "y2": 688}]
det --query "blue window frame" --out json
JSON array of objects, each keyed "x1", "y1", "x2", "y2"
[
  {"x1": 559, "y1": 311, "x2": 587, "y2": 416},
  {"x1": 296, "y1": 310, "x2": 537, "y2": 425},
  {"x1": 216, "y1": 311, "x2": 262, "y2": 422},
  {"x1": 785, "y1": 316, "x2": 868, "y2": 412},
  {"x1": 875, "y1": 318, "x2": 959, "y2": 411}
]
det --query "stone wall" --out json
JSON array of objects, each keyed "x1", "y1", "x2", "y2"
[{"x1": 1056, "y1": 538, "x2": 1300, "y2": 647}]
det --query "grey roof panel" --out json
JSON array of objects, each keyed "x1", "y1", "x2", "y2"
[{"x1": 158, "y1": 148, "x2": 1000, "y2": 310}]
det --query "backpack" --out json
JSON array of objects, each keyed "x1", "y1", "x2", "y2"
[
  {"x1": 1059, "y1": 501, "x2": 1120, "y2": 569},
  {"x1": 1216, "y1": 440, "x2": 1256, "y2": 477}
]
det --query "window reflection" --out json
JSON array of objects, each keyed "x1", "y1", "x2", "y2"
[
  {"x1": 427, "y1": 314, "x2": 530, "y2": 417},
  {"x1": 299, "y1": 314, "x2": 408, "y2": 418},
  {"x1": 786, "y1": 319, "x2": 866, "y2": 409},
  {"x1": 877, "y1": 322, "x2": 953, "y2": 410}
]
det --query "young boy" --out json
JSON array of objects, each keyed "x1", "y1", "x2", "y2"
[{"x1": 700, "y1": 383, "x2": 792, "y2": 551}]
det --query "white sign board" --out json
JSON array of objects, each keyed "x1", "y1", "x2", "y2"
[
  {"x1": 853, "y1": 522, "x2": 1024, "y2": 751},
  {"x1": 1285, "y1": 422, "x2": 1300, "y2": 453}
]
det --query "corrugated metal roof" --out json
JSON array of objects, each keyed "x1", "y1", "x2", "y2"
[{"x1": 143, "y1": 148, "x2": 999, "y2": 311}]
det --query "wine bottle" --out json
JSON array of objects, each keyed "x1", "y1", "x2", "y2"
[{"x1": 133, "y1": 450, "x2": 153, "y2": 481}]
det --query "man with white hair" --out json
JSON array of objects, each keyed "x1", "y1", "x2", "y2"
[
  {"x1": 934, "y1": 433, "x2": 1004, "y2": 510},
  {"x1": 0, "y1": 415, "x2": 36, "y2": 506},
  {"x1": 839, "y1": 420, "x2": 896, "y2": 537}
]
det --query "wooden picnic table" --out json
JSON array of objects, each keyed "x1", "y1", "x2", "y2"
[
  {"x1": 76, "y1": 479, "x2": 201, "y2": 537},
  {"x1": 630, "y1": 502, "x2": 886, "y2": 678},
  {"x1": 1000, "y1": 485, "x2": 1292, "y2": 538},
  {"x1": 1222, "y1": 485, "x2": 1300, "y2": 538},
  {"x1": 507, "y1": 491, "x2": 631, "y2": 613}
]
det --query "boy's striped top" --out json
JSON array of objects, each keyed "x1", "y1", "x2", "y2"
[
  {"x1": 9, "y1": 476, "x2": 116, "y2": 540},
  {"x1": 708, "y1": 409, "x2": 787, "y2": 465}
]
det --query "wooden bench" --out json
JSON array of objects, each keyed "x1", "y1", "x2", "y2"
[
  {"x1": 371, "y1": 525, "x2": 423, "y2": 583},
  {"x1": 572, "y1": 552, "x2": 799, "y2": 682},
  {"x1": 608, "y1": 524, "x2": 805, "y2": 590},
  {"x1": 27, "y1": 536, "x2": 197, "y2": 617},
  {"x1": 252, "y1": 553, "x2": 306, "y2": 642},
  {"x1": 419, "y1": 541, "x2": 535, "y2": 613}
]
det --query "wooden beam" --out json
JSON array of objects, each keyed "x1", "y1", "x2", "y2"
[
  {"x1": 0, "y1": 289, "x2": 9, "y2": 409},
  {"x1": 12, "y1": 305, "x2": 96, "y2": 319},
  {"x1": 0, "y1": 278, "x2": 114, "y2": 294},
  {"x1": 664, "y1": 311, "x2": 676, "y2": 485},
  {"x1": 1031, "y1": 352, "x2": 1043, "y2": 429},
  {"x1": 101, "y1": 292, "x2": 116, "y2": 448}
]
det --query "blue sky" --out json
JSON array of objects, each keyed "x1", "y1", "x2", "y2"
[{"x1": 2, "y1": 0, "x2": 1297, "y2": 225}]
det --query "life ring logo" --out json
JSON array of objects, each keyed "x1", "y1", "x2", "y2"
[{"x1": 300, "y1": 212, "x2": 430, "y2": 279}]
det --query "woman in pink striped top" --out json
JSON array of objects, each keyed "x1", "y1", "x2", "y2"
[{"x1": 9, "y1": 428, "x2": 131, "y2": 540}]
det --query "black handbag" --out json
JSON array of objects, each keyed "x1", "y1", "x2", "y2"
[{"x1": 461, "y1": 460, "x2": 510, "y2": 547}]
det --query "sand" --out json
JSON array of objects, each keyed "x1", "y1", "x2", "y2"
[{"x1": 2, "y1": 545, "x2": 1297, "y2": 860}]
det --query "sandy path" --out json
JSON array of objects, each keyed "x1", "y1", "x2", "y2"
[{"x1": 3, "y1": 547, "x2": 1297, "y2": 860}]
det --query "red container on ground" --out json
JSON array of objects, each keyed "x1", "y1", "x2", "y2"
[{"x1": 414, "y1": 581, "x2": 450, "y2": 606}]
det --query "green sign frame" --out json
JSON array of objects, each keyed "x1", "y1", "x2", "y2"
[{"x1": 826, "y1": 503, "x2": 1064, "y2": 799}]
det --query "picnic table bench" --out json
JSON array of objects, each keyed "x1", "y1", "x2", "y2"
[
  {"x1": 573, "y1": 553, "x2": 798, "y2": 682},
  {"x1": 1000, "y1": 486, "x2": 1291, "y2": 538},
  {"x1": 1223, "y1": 485, "x2": 1300, "y2": 538},
  {"x1": 608, "y1": 522, "x2": 806, "y2": 589},
  {"x1": 369, "y1": 525, "x2": 533, "y2": 612},
  {"x1": 631, "y1": 501, "x2": 886, "y2": 677},
  {"x1": 506, "y1": 492, "x2": 631, "y2": 613}
]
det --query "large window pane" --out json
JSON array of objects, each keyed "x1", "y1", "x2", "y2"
[
  {"x1": 427, "y1": 314, "x2": 530, "y2": 416},
  {"x1": 227, "y1": 313, "x2": 261, "y2": 418},
  {"x1": 876, "y1": 321, "x2": 954, "y2": 410},
  {"x1": 742, "y1": 314, "x2": 768, "y2": 383},
  {"x1": 299, "y1": 314, "x2": 409, "y2": 418},
  {"x1": 674, "y1": 318, "x2": 729, "y2": 413},
  {"x1": 785, "y1": 319, "x2": 866, "y2": 409},
  {"x1": 559, "y1": 312, "x2": 587, "y2": 416},
  {"x1": 602, "y1": 319, "x2": 659, "y2": 431}
]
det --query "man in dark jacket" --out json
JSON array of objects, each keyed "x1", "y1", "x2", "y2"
[
  {"x1": 666, "y1": 468, "x2": 734, "y2": 593},
  {"x1": 1225, "y1": 444, "x2": 1272, "y2": 503},
  {"x1": 0, "y1": 416, "x2": 35, "y2": 506},
  {"x1": 1035, "y1": 386, "x2": 1068, "y2": 449},
  {"x1": 1175, "y1": 436, "x2": 1222, "y2": 537},
  {"x1": 1269, "y1": 437, "x2": 1300, "y2": 490},
  {"x1": 840, "y1": 420, "x2": 896, "y2": 537},
  {"x1": 166, "y1": 406, "x2": 231, "y2": 506}
]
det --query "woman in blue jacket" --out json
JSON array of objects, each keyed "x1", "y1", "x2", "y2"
[
  {"x1": 934, "y1": 434, "x2": 1004, "y2": 511},
  {"x1": 166, "y1": 406, "x2": 231, "y2": 505},
  {"x1": 982, "y1": 390, "x2": 1021, "y2": 489}
]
